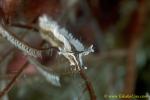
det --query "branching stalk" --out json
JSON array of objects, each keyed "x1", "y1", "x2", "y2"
[{"x1": 0, "y1": 25, "x2": 58, "y2": 57}]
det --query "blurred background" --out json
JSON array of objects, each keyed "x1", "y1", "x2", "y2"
[{"x1": 0, "y1": 0, "x2": 150, "y2": 100}]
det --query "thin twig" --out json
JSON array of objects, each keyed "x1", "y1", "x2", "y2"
[
  {"x1": 0, "y1": 62, "x2": 28, "y2": 98},
  {"x1": 0, "y1": 52, "x2": 13, "y2": 100},
  {"x1": 11, "y1": 23, "x2": 38, "y2": 32},
  {"x1": 123, "y1": 0, "x2": 147, "y2": 97},
  {"x1": 79, "y1": 70, "x2": 96, "y2": 100}
]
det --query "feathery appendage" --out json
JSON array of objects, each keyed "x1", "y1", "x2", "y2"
[
  {"x1": 39, "y1": 15, "x2": 94, "y2": 70},
  {"x1": 28, "y1": 57, "x2": 61, "y2": 86},
  {"x1": 0, "y1": 25, "x2": 56, "y2": 57}
]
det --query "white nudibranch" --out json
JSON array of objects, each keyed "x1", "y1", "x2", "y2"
[{"x1": 39, "y1": 15, "x2": 94, "y2": 70}]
